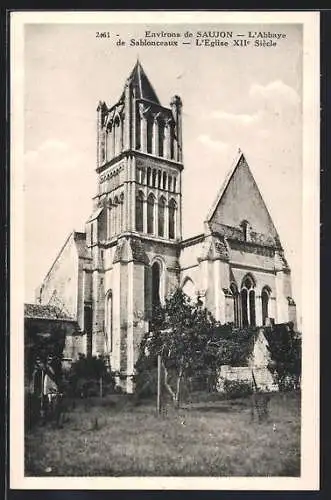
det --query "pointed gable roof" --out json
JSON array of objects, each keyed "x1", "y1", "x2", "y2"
[
  {"x1": 206, "y1": 150, "x2": 280, "y2": 246},
  {"x1": 123, "y1": 60, "x2": 161, "y2": 104}
]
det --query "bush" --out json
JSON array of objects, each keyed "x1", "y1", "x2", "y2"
[
  {"x1": 66, "y1": 354, "x2": 116, "y2": 398},
  {"x1": 223, "y1": 379, "x2": 253, "y2": 399}
]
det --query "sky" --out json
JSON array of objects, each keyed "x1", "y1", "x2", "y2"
[{"x1": 23, "y1": 22, "x2": 303, "y2": 323}]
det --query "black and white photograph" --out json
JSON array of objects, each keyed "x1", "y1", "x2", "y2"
[{"x1": 10, "y1": 10, "x2": 319, "y2": 490}]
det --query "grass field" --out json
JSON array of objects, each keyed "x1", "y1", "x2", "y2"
[{"x1": 25, "y1": 391, "x2": 301, "y2": 477}]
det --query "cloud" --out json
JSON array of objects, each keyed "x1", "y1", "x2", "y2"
[
  {"x1": 210, "y1": 110, "x2": 261, "y2": 126},
  {"x1": 197, "y1": 135, "x2": 229, "y2": 151},
  {"x1": 249, "y1": 80, "x2": 300, "y2": 106}
]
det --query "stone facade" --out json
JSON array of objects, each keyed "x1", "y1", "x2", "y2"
[{"x1": 36, "y1": 61, "x2": 297, "y2": 393}]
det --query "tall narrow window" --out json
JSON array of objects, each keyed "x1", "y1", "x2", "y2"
[
  {"x1": 107, "y1": 203, "x2": 112, "y2": 239},
  {"x1": 135, "y1": 191, "x2": 144, "y2": 232},
  {"x1": 119, "y1": 193, "x2": 124, "y2": 233},
  {"x1": 158, "y1": 197, "x2": 166, "y2": 237},
  {"x1": 158, "y1": 121, "x2": 165, "y2": 157},
  {"x1": 230, "y1": 283, "x2": 240, "y2": 327},
  {"x1": 90, "y1": 223, "x2": 94, "y2": 246},
  {"x1": 114, "y1": 116, "x2": 121, "y2": 157},
  {"x1": 136, "y1": 103, "x2": 141, "y2": 150},
  {"x1": 168, "y1": 176, "x2": 172, "y2": 191},
  {"x1": 241, "y1": 275, "x2": 256, "y2": 327},
  {"x1": 147, "y1": 193, "x2": 155, "y2": 234},
  {"x1": 163, "y1": 172, "x2": 167, "y2": 190},
  {"x1": 261, "y1": 287, "x2": 270, "y2": 325},
  {"x1": 113, "y1": 196, "x2": 119, "y2": 235},
  {"x1": 147, "y1": 167, "x2": 151, "y2": 186},
  {"x1": 141, "y1": 168, "x2": 146, "y2": 185},
  {"x1": 241, "y1": 289, "x2": 248, "y2": 327},
  {"x1": 168, "y1": 199, "x2": 176, "y2": 239},
  {"x1": 147, "y1": 117, "x2": 153, "y2": 154},
  {"x1": 249, "y1": 290, "x2": 256, "y2": 326}
]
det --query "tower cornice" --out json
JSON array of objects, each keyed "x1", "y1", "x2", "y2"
[{"x1": 96, "y1": 149, "x2": 184, "y2": 174}]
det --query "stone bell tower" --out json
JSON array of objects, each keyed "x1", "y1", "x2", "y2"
[{"x1": 85, "y1": 60, "x2": 184, "y2": 391}]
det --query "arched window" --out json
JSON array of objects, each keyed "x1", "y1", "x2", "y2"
[
  {"x1": 168, "y1": 199, "x2": 176, "y2": 239},
  {"x1": 241, "y1": 288, "x2": 248, "y2": 327},
  {"x1": 158, "y1": 170, "x2": 162, "y2": 188},
  {"x1": 168, "y1": 176, "x2": 172, "y2": 191},
  {"x1": 230, "y1": 283, "x2": 240, "y2": 327},
  {"x1": 241, "y1": 275, "x2": 256, "y2": 327},
  {"x1": 147, "y1": 193, "x2": 155, "y2": 234},
  {"x1": 135, "y1": 191, "x2": 144, "y2": 232},
  {"x1": 158, "y1": 121, "x2": 165, "y2": 157},
  {"x1": 261, "y1": 287, "x2": 271, "y2": 325},
  {"x1": 105, "y1": 291, "x2": 113, "y2": 354},
  {"x1": 158, "y1": 196, "x2": 166, "y2": 237},
  {"x1": 152, "y1": 261, "x2": 161, "y2": 313}
]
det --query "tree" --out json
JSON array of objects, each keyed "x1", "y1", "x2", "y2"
[
  {"x1": 135, "y1": 289, "x2": 223, "y2": 407},
  {"x1": 266, "y1": 323, "x2": 301, "y2": 391},
  {"x1": 25, "y1": 323, "x2": 67, "y2": 391}
]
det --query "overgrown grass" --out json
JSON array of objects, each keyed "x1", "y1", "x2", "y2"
[{"x1": 25, "y1": 391, "x2": 300, "y2": 477}]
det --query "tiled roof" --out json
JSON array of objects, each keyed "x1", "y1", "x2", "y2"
[
  {"x1": 24, "y1": 303, "x2": 75, "y2": 322},
  {"x1": 121, "y1": 60, "x2": 161, "y2": 104}
]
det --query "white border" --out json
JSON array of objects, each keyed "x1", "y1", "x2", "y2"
[{"x1": 10, "y1": 10, "x2": 320, "y2": 491}]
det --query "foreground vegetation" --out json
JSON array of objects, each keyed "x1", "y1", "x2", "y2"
[{"x1": 25, "y1": 391, "x2": 300, "y2": 477}]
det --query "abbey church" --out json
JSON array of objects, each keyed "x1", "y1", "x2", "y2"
[{"x1": 36, "y1": 61, "x2": 297, "y2": 392}]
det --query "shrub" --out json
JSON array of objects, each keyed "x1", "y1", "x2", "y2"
[
  {"x1": 223, "y1": 379, "x2": 253, "y2": 399},
  {"x1": 66, "y1": 354, "x2": 116, "y2": 398},
  {"x1": 266, "y1": 324, "x2": 301, "y2": 392}
]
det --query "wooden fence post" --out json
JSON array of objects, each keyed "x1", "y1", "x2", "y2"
[{"x1": 157, "y1": 354, "x2": 162, "y2": 415}]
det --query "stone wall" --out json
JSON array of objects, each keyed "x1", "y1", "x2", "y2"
[{"x1": 217, "y1": 365, "x2": 278, "y2": 392}]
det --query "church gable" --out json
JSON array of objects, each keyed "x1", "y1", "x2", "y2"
[{"x1": 207, "y1": 152, "x2": 280, "y2": 246}]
